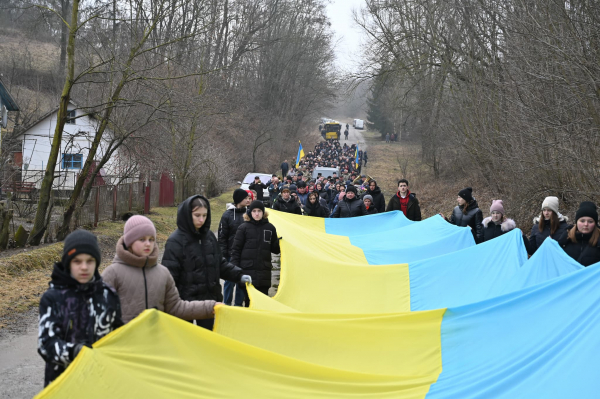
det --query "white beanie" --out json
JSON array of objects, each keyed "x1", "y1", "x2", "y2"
[{"x1": 541, "y1": 196, "x2": 559, "y2": 214}]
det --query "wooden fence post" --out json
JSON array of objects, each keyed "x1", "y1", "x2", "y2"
[
  {"x1": 112, "y1": 187, "x2": 117, "y2": 220},
  {"x1": 144, "y1": 181, "x2": 151, "y2": 214},
  {"x1": 94, "y1": 186, "x2": 100, "y2": 227}
]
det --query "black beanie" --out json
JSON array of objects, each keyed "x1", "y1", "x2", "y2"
[
  {"x1": 233, "y1": 188, "x2": 249, "y2": 205},
  {"x1": 346, "y1": 185, "x2": 357, "y2": 194},
  {"x1": 248, "y1": 200, "x2": 265, "y2": 213},
  {"x1": 576, "y1": 201, "x2": 598, "y2": 224},
  {"x1": 62, "y1": 230, "x2": 101, "y2": 268},
  {"x1": 458, "y1": 187, "x2": 474, "y2": 202}
]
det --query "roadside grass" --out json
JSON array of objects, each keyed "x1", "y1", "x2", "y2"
[{"x1": 0, "y1": 188, "x2": 236, "y2": 330}]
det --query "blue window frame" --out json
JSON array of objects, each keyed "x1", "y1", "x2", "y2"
[{"x1": 62, "y1": 154, "x2": 83, "y2": 169}]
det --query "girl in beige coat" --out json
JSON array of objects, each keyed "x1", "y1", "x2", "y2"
[{"x1": 102, "y1": 215, "x2": 218, "y2": 323}]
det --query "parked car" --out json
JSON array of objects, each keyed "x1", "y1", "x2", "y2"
[
  {"x1": 354, "y1": 119, "x2": 364, "y2": 129},
  {"x1": 238, "y1": 173, "x2": 272, "y2": 204}
]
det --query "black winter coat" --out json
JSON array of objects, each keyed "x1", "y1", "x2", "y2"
[
  {"x1": 560, "y1": 229, "x2": 600, "y2": 267},
  {"x1": 38, "y1": 263, "x2": 122, "y2": 386},
  {"x1": 362, "y1": 187, "x2": 386, "y2": 213},
  {"x1": 249, "y1": 181, "x2": 267, "y2": 200},
  {"x1": 527, "y1": 215, "x2": 570, "y2": 255},
  {"x1": 231, "y1": 217, "x2": 280, "y2": 287},
  {"x1": 331, "y1": 196, "x2": 368, "y2": 218},
  {"x1": 481, "y1": 217, "x2": 516, "y2": 242},
  {"x1": 448, "y1": 200, "x2": 484, "y2": 244},
  {"x1": 163, "y1": 195, "x2": 243, "y2": 302},
  {"x1": 218, "y1": 204, "x2": 247, "y2": 259},
  {"x1": 272, "y1": 194, "x2": 302, "y2": 214},
  {"x1": 365, "y1": 205, "x2": 378, "y2": 215},
  {"x1": 386, "y1": 192, "x2": 422, "y2": 221},
  {"x1": 305, "y1": 200, "x2": 329, "y2": 218}
]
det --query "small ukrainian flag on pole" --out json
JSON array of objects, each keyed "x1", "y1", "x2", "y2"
[
  {"x1": 355, "y1": 144, "x2": 359, "y2": 169},
  {"x1": 296, "y1": 141, "x2": 305, "y2": 168}
]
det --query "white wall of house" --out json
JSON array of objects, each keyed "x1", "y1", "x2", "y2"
[{"x1": 18, "y1": 103, "x2": 119, "y2": 190}]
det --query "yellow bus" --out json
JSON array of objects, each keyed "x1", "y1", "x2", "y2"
[{"x1": 322, "y1": 121, "x2": 341, "y2": 140}]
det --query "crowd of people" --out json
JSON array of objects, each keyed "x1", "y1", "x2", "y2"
[{"x1": 37, "y1": 138, "x2": 600, "y2": 388}]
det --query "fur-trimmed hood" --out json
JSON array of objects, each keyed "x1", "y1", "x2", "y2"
[
  {"x1": 482, "y1": 217, "x2": 517, "y2": 232},
  {"x1": 533, "y1": 212, "x2": 568, "y2": 224}
]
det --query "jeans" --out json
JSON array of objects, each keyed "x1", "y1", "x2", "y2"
[{"x1": 223, "y1": 280, "x2": 244, "y2": 306}]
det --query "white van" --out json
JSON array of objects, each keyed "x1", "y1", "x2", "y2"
[
  {"x1": 312, "y1": 167, "x2": 340, "y2": 180},
  {"x1": 355, "y1": 119, "x2": 364, "y2": 130}
]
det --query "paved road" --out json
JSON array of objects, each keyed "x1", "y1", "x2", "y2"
[{"x1": 335, "y1": 120, "x2": 367, "y2": 151}]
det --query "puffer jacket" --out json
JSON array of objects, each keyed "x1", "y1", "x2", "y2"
[
  {"x1": 38, "y1": 262, "x2": 122, "y2": 386},
  {"x1": 272, "y1": 194, "x2": 302, "y2": 214},
  {"x1": 162, "y1": 195, "x2": 243, "y2": 302},
  {"x1": 231, "y1": 216, "x2": 280, "y2": 287},
  {"x1": 481, "y1": 217, "x2": 516, "y2": 242},
  {"x1": 331, "y1": 196, "x2": 368, "y2": 218},
  {"x1": 386, "y1": 192, "x2": 422, "y2": 221},
  {"x1": 527, "y1": 214, "x2": 570, "y2": 255},
  {"x1": 218, "y1": 203, "x2": 247, "y2": 259},
  {"x1": 102, "y1": 238, "x2": 215, "y2": 323},
  {"x1": 559, "y1": 228, "x2": 600, "y2": 267},
  {"x1": 362, "y1": 187, "x2": 386, "y2": 213},
  {"x1": 448, "y1": 200, "x2": 484, "y2": 243},
  {"x1": 305, "y1": 200, "x2": 329, "y2": 218},
  {"x1": 365, "y1": 205, "x2": 379, "y2": 215}
]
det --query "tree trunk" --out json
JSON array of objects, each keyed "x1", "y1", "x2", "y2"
[
  {"x1": 0, "y1": 204, "x2": 13, "y2": 250},
  {"x1": 28, "y1": 0, "x2": 79, "y2": 245}
]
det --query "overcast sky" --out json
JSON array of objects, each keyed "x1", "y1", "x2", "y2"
[{"x1": 325, "y1": 0, "x2": 366, "y2": 68}]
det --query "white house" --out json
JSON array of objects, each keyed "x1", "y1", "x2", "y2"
[{"x1": 13, "y1": 100, "x2": 125, "y2": 190}]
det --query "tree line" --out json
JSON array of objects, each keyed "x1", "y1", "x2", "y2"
[
  {"x1": 0, "y1": 0, "x2": 336, "y2": 245},
  {"x1": 356, "y1": 0, "x2": 600, "y2": 217}
]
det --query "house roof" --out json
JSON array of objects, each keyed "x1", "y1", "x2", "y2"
[
  {"x1": 14, "y1": 99, "x2": 105, "y2": 138},
  {"x1": 0, "y1": 78, "x2": 19, "y2": 111}
]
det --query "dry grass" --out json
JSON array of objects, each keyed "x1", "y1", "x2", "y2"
[
  {"x1": 0, "y1": 188, "x2": 236, "y2": 329},
  {"x1": 0, "y1": 29, "x2": 59, "y2": 72},
  {"x1": 362, "y1": 129, "x2": 496, "y2": 220}
]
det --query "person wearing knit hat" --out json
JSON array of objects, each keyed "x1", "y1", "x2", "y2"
[
  {"x1": 331, "y1": 183, "x2": 368, "y2": 218},
  {"x1": 231, "y1": 199, "x2": 280, "y2": 307},
  {"x1": 103, "y1": 214, "x2": 235, "y2": 324},
  {"x1": 38, "y1": 229, "x2": 122, "y2": 386},
  {"x1": 446, "y1": 187, "x2": 484, "y2": 244},
  {"x1": 527, "y1": 196, "x2": 569, "y2": 256},
  {"x1": 218, "y1": 189, "x2": 252, "y2": 306},
  {"x1": 272, "y1": 185, "x2": 302, "y2": 215},
  {"x1": 481, "y1": 200, "x2": 516, "y2": 243},
  {"x1": 363, "y1": 194, "x2": 378, "y2": 215},
  {"x1": 560, "y1": 201, "x2": 600, "y2": 266}
]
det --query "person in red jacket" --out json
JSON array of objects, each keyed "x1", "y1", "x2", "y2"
[{"x1": 386, "y1": 179, "x2": 422, "y2": 221}]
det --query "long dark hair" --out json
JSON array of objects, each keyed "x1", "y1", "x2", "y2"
[
  {"x1": 568, "y1": 224, "x2": 600, "y2": 246},
  {"x1": 538, "y1": 211, "x2": 560, "y2": 235},
  {"x1": 462, "y1": 200, "x2": 474, "y2": 214}
]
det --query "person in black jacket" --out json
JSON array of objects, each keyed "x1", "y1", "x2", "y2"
[
  {"x1": 162, "y1": 195, "x2": 249, "y2": 330},
  {"x1": 363, "y1": 195, "x2": 379, "y2": 215},
  {"x1": 231, "y1": 201, "x2": 281, "y2": 306},
  {"x1": 362, "y1": 180, "x2": 386, "y2": 213},
  {"x1": 481, "y1": 200, "x2": 516, "y2": 242},
  {"x1": 272, "y1": 187, "x2": 302, "y2": 214},
  {"x1": 305, "y1": 192, "x2": 329, "y2": 217},
  {"x1": 218, "y1": 189, "x2": 251, "y2": 306},
  {"x1": 38, "y1": 230, "x2": 123, "y2": 386},
  {"x1": 249, "y1": 176, "x2": 267, "y2": 201},
  {"x1": 331, "y1": 185, "x2": 368, "y2": 218},
  {"x1": 559, "y1": 202, "x2": 600, "y2": 266},
  {"x1": 386, "y1": 179, "x2": 422, "y2": 221},
  {"x1": 281, "y1": 160, "x2": 289, "y2": 178},
  {"x1": 526, "y1": 196, "x2": 570, "y2": 255},
  {"x1": 446, "y1": 187, "x2": 484, "y2": 244}
]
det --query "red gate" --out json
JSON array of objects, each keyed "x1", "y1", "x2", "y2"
[{"x1": 159, "y1": 173, "x2": 174, "y2": 207}]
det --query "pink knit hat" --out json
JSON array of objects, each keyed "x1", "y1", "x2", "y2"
[
  {"x1": 123, "y1": 215, "x2": 156, "y2": 247},
  {"x1": 490, "y1": 200, "x2": 505, "y2": 215}
]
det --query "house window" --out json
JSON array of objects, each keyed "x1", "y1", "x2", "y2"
[
  {"x1": 65, "y1": 110, "x2": 76, "y2": 124},
  {"x1": 62, "y1": 154, "x2": 83, "y2": 169}
]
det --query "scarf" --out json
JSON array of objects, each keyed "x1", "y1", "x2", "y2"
[{"x1": 396, "y1": 190, "x2": 411, "y2": 216}]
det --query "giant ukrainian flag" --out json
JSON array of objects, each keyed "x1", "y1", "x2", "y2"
[{"x1": 36, "y1": 210, "x2": 600, "y2": 398}]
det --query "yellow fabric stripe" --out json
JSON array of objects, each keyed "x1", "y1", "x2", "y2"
[
  {"x1": 36, "y1": 310, "x2": 443, "y2": 399},
  {"x1": 215, "y1": 305, "x2": 446, "y2": 389}
]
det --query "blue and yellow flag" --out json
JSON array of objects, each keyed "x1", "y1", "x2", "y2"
[
  {"x1": 355, "y1": 145, "x2": 359, "y2": 169},
  {"x1": 296, "y1": 141, "x2": 305, "y2": 168}
]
